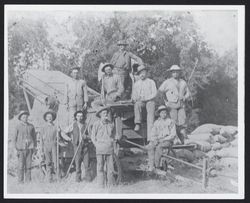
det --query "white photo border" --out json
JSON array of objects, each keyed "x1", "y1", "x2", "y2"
[{"x1": 4, "y1": 4, "x2": 245, "y2": 199}]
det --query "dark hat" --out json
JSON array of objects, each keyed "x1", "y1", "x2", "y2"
[
  {"x1": 117, "y1": 40, "x2": 128, "y2": 46},
  {"x1": 96, "y1": 106, "x2": 111, "y2": 118},
  {"x1": 136, "y1": 65, "x2": 147, "y2": 75},
  {"x1": 101, "y1": 63, "x2": 114, "y2": 72},
  {"x1": 74, "y1": 110, "x2": 85, "y2": 119},
  {"x1": 18, "y1": 110, "x2": 29, "y2": 120},
  {"x1": 167, "y1": 65, "x2": 183, "y2": 72},
  {"x1": 156, "y1": 105, "x2": 168, "y2": 115},
  {"x1": 43, "y1": 110, "x2": 57, "y2": 121}
]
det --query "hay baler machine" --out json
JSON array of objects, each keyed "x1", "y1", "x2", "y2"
[{"x1": 17, "y1": 69, "x2": 100, "y2": 176}]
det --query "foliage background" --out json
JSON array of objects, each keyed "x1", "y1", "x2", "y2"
[{"x1": 8, "y1": 11, "x2": 238, "y2": 130}]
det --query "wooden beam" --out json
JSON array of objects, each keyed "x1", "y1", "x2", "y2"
[
  {"x1": 202, "y1": 158, "x2": 208, "y2": 189},
  {"x1": 23, "y1": 88, "x2": 31, "y2": 113}
]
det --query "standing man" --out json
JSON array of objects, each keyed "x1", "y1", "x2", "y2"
[
  {"x1": 158, "y1": 65, "x2": 191, "y2": 144},
  {"x1": 40, "y1": 110, "x2": 57, "y2": 182},
  {"x1": 91, "y1": 106, "x2": 116, "y2": 188},
  {"x1": 147, "y1": 105, "x2": 176, "y2": 171},
  {"x1": 110, "y1": 40, "x2": 143, "y2": 98},
  {"x1": 132, "y1": 65, "x2": 157, "y2": 141},
  {"x1": 91, "y1": 63, "x2": 124, "y2": 108},
  {"x1": 14, "y1": 110, "x2": 37, "y2": 183},
  {"x1": 66, "y1": 67, "x2": 88, "y2": 120},
  {"x1": 61, "y1": 110, "x2": 91, "y2": 182}
]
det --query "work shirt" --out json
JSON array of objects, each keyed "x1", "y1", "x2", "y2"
[
  {"x1": 63, "y1": 121, "x2": 87, "y2": 146},
  {"x1": 159, "y1": 78, "x2": 190, "y2": 103},
  {"x1": 67, "y1": 79, "x2": 88, "y2": 107},
  {"x1": 91, "y1": 120, "x2": 115, "y2": 155},
  {"x1": 110, "y1": 50, "x2": 143, "y2": 72},
  {"x1": 151, "y1": 118, "x2": 176, "y2": 142},
  {"x1": 40, "y1": 123, "x2": 57, "y2": 150},
  {"x1": 132, "y1": 78, "x2": 157, "y2": 102},
  {"x1": 14, "y1": 121, "x2": 36, "y2": 150},
  {"x1": 102, "y1": 73, "x2": 124, "y2": 99}
]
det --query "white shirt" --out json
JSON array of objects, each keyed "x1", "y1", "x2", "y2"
[{"x1": 132, "y1": 78, "x2": 157, "y2": 101}]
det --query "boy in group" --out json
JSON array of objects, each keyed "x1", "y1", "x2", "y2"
[
  {"x1": 40, "y1": 110, "x2": 58, "y2": 182},
  {"x1": 91, "y1": 106, "x2": 116, "y2": 188},
  {"x1": 147, "y1": 105, "x2": 177, "y2": 171},
  {"x1": 14, "y1": 110, "x2": 37, "y2": 183}
]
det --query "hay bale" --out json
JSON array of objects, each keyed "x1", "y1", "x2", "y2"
[
  {"x1": 213, "y1": 134, "x2": 228, "y2": 143},
  {"x1": 230, "y1": 138, "x2": 238, "y2": 147},
  {"x1": 193, "y1": 150, "x2": 206, "y2": 159},
  {"x1": 207, "y1": 150, "x2": 217, "y2": 158},
  {"x1": 211, "y1": 142, "x2": 222, "y2": 151},
  {"x1": 216, "y1": 147, "x2": 238, "y2": 158},
  {"x1": 187, "y1": 133, "x2": 214, "y2": 143},
  {"x1": 221, "y1": 142, "x2": 231, "y2": 148},
  {"x1": 185, "y1": 139, "x2": 212, "y2": 153},
  {"x1": 220, "y1": 126, "x2": 238, "y2": 138},
  {"x1": 191, "y1": 124, "x2": 222, "y2": 135},
  {"x1": 175, "y1": 149, "x2": 195, "y2": 162}
]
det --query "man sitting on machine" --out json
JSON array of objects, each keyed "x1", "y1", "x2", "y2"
[
  {"x1": 147, "y1": 105, "x2": 177, "y2": 171},
  {"x1": 92, "y1": 63, "x2": 124, "y2": 109}
]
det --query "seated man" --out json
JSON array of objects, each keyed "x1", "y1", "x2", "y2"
[
  {"x1": 92, "y1": 63, "x2": 124, "y2": 109},
  {"x1": 147, "y1": 105, "x2": 177, "y2": 171},
  {"x1": 132, "y1": 65, "x2": 157, "y2": 141}
]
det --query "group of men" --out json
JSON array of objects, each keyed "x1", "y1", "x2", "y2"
[{"x1": 13, "y1": 39, "x2": 191, "y2": 187}]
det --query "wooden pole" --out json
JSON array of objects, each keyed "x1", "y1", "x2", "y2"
[
  {"x1": 56, "y1": 118, "x2": 60, "y2": 180},
  {"x1": 202, "y1": 158, "x2": 208, "y2": 190},
  {"x1": 64, "y1": 116, "x2": 92, "y2": 179},
  {"x1": 23, "y1": 88, "x2": 31, "y2": 113}
]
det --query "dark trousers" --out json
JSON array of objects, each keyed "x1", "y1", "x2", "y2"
[
  {"x1": 74, "y1": 144, "x2": 90, "y2": 182},
  {"x1": 17, "y1": 149, "x2": 33, "y2": 183},
  {"x1": 44, "y1": 146, "x2": 57, "y2": 180},
  {"x1": 96, "y1": 154, "x2": 114, "y2": 188}
]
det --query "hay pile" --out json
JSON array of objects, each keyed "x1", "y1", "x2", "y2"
[{"x1": 177, "y1": 124, "x2": 239, "y2": 171}]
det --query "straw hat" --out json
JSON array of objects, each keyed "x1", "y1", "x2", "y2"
[
  {"x1": 136, "y1": 65, "x2": 147, "y2": 75},
  {"x1": 101, "y1": 63, "x2": 114, "y2": 72},
  {"x1": 96, "y1": 106, "x2": 111, "y2": 118},
  {"x1": 18, "y1": 110, "x2": 29, "y2": 120},
  {"x1": 156, "y1": 105, "x2": 168, "y2": 115},
  {"x1": 43, "y1": 110, "x2": 57, "y2": 121},
  {"x1": 167, "y1": 65, "x2": 183, "y2": 72}
]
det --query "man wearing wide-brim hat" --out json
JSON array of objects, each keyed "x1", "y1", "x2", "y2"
[
  {"x1": 110, "y1": 39, "x2": 144, "y2": 99},
  {"x1": 131, "y1": 65, "x2": 157, "y2": 141},
  {"x1": 91, "y1": 106, "x2": 117, "y2": 187},
  {"x1": 91, "y1": 63, "x2": 124, "y2": 109},
  {"x1": 40, "y1": 110, "x2": 58, "y2": 182},
  {"x1": 61, "y1": 110, "x2": 91, "y2": 182},
  {"x1": 146, "y1": 105, "x2": 177, "y2": 171},
  {"x1": 158, "y1": 65, "x2": 191, "y2": 144},
  {"x1": 14, "y1": 110, "x2": 37, "y2": 183},
  {"x1": 66, "y1": 66, "x2": 89, "y2": 120}
]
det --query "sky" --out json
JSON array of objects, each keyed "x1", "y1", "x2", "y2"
[
  {"x1": 8, "y1": 10, "x2": 238, "y2": 56},
  {"x1": 192, "y1": 10, "x2": 237, "y2": 56}
]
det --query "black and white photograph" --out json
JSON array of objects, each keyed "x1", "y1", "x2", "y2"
[{"x1": 4, "y1": 5, "x2": 244, "y2": 199}]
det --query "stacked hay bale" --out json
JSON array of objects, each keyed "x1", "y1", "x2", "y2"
[{"x1": 179, "y1": 124, "x2": 238, "y2": 171}]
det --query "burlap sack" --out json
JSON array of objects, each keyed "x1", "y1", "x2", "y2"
[{"x1": 191, "y1": 124, "x2": 222, "y2": 135}]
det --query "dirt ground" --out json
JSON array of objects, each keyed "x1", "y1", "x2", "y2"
[{"x1": 7, "y1": 162, "x2": 238, "y2": 194}]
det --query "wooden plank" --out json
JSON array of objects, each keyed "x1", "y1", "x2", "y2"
[
  {"x1": 23, "y1": 88, "x2": 31, "y2": 113},
  {"x1": 202, "y1": 158, "x2": 208, "y2": 189}
]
